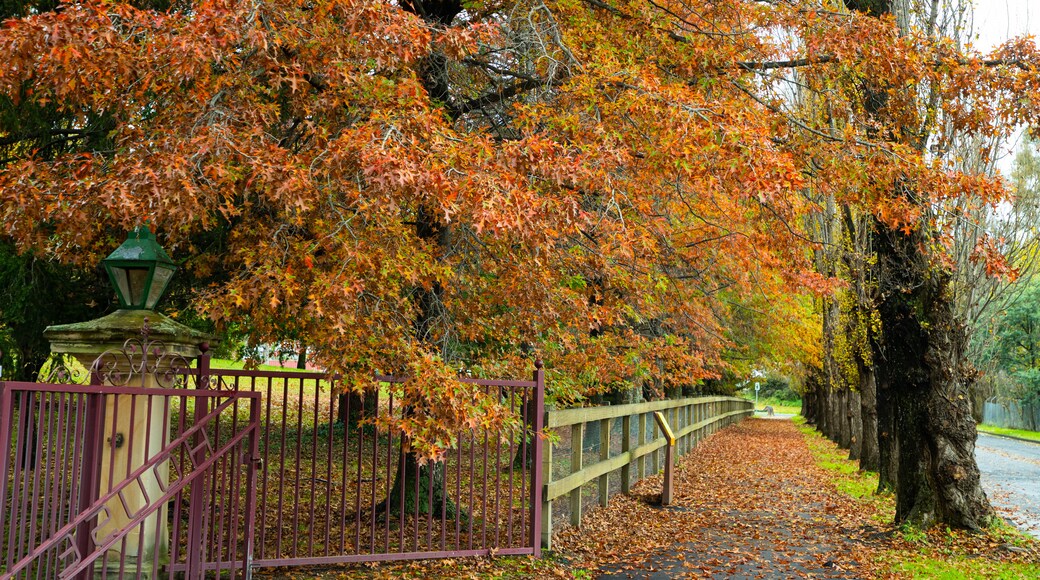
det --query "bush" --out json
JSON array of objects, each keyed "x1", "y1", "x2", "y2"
[{"x1": 758, "y1": 377, "x2": 799, "y2": 401}]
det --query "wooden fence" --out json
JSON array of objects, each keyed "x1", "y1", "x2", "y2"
[{"x1": 540, "y1": 396, "x2": 753, "y2": 548}]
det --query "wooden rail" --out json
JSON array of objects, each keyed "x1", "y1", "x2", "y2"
[{"x1": 540, "y1": 396, "x2": 753, "y2": 548}]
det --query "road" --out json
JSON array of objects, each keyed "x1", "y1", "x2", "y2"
[{"x1": 976, "y1": 433, "x2": 1040, "y2": 537}]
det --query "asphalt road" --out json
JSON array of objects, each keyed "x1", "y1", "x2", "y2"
[{"x1": 976, "y1": 433, "x2": 1040, "y2": 537}]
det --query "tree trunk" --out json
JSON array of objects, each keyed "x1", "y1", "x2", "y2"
[
  {"x1": 827, "y1": 387, "x2": 839, "y2": 443},
  {"x1": 583, "y1": 393, "x2": 605, "y2": 453},
  {"x1": 849, "y1": 389, "x2": 863, "y2": 461},
  {"x1": 383, "y1": 443, "x2": 462, "y2": 519},
  {"x1": 801, "y1": 388, "x2": 811, "y2": 422},
  {"x1": 818, "y1": 384, "x2": 830, "y2": 437},
  {"x1": 337, "y1": 390, "x2": 377, "y2": 428},
  {"x1": 876, "y1": 371, "x2": 898, "y2": 492},
  {"x1": 858, "y1": 359, "x2": 880, "y2": 472},
  {"x1": 837, "y1": 388, "x2": 852, "y2": 449},
  {"x1": 383, "y1": 203, "x2": 456, "y2": 516},
  {"x1": 872, "y1": 218, "x2": 991, "y2": 528}
]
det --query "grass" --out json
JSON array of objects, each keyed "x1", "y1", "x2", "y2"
[
  {"x1": 750, "y1": 396, "x2": 801, "y2": 416},
  {"x1": 798, "y1": 421, "x2": 1040, "y2": 578},
  {"x1": 977, "y1": 424, "x2": 1040, "y2": 443},
  {"x1": 795, "y1": 421, "x2": 892, "y2": 521}
]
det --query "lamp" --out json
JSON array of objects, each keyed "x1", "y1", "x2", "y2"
[{"x1": 102, "y1": 226, "x2": 176, "y2": 310}]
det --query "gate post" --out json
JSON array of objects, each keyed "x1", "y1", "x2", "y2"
[
  {"x1": 72, "y1": 370, "x2": 105, "y2": 580},
  {"x1": 45, "y1": 310, "x2": 213, "y2": 577},
  {"x1": 530, "y1": 360, "x2": 545, "y2": 557}
]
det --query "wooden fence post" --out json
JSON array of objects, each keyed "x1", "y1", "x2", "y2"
[
  {"x1": 652, "y1": 411, "x2": 675, "y2": 506},
  {"x1": 637, "y1": 413, "x2": 646, "y2": 480},
  {"x1": 621, "y1": 414, "x2": 632, "y2": 493},
  {"x1": 598, "y1": 418, "x2": 609, "y2": 507},
  {"x1": 570, "y1": 423, "x2": 583, "y2": 528}
]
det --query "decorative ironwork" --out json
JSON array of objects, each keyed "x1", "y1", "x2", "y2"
[
  {"x1": 89, "y1": 317, "x2": 193, "y2": 387},
  {"x1": 41, "y1": 354, "x2": 90, "y2": 384}
]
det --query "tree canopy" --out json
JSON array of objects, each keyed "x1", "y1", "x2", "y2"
[{"x1": 3, "y1": 1, "x2": 1040, "y2": 521}]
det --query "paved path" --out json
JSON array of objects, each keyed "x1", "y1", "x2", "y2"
[
  {"x1": 976, "y1": 433, "x2": 1040, "y2": 537},
  {"x1": 559, "y1": 419, "x2": 879, "y2": 579}
]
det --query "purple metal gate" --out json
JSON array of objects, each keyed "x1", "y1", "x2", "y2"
[
  {"x1": 0, "y1": 380, "x2": 261, "y2": 579},
  {"x1": 194, "y1": 350, "x2": 545, "y2": 570},
  {"x1": 1, "y1": 339, "x2": 544, "y2": 576}
]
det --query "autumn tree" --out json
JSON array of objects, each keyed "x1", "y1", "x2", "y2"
[
  {"x1": 0, "y1": 0, "x2": 822, "y2": 518},
  {"x1": 8, "y1": 0, "x2": 1032, "y2": 531},
  {"x1": 699, "y1": 0, "x2": 1040, "y2": 527}
]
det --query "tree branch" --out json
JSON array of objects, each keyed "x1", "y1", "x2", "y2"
[{"x1": 739, "y1": 55, "x2": 837, "y2": 70}]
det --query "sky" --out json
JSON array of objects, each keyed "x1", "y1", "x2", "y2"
[
  {"x1": 972, "y1": 0, "x2": 1038, "y2": 51},
  {"x1": 971, "y1": 0, "x2": 1040, "y2": 172}
]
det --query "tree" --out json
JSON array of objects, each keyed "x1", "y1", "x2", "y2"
[
  {"x1": 4, "y1": 0, "x2": 1037, "y2": 530},
  {"x1": 0, "y1": 0, "x2": 820, "y2": 518},
  {"x1": 980, "y1": 277, "x2": 1040, "y2": 403},
  {"x1": 0, "y1": 242, "x2": 111, "y2": 380},
  {"x1": 745, "y1": 0, "x2": 1038, "y2": 527}
]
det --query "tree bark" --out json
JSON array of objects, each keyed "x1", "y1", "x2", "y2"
[
  {"x1": 849, "y1": 389, "x2": 863, "y2": 461},
  {"x1": 876, "y1": 370, "x2": 898, "y2": 492},
  {"x1": 872, "y1": 218, "x2": 991, "y2": 528},
  {"x1": 383, "y1": 444, "x2": 462, "y2": 519},
  {"x1": 837, "y1": 388, "x2": 852, "y2": 449},
  {"x1": 818, "y1": 383, "x2": 831, "y2": 438},
  {"x1": 858, "y1": 358, "x2": 880, "y2": 471},
  {"x1": 337, "y1": 390, "x2": 377, "y2": 427}
]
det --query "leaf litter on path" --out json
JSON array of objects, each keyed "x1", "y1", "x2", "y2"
[{"x1": 555, "y1": 418, "x2": 1040, "y2": 579}]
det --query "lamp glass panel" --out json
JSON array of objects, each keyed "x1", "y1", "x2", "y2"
[
  {"x1": 146, "y1": 265, "x2": 175, "y2": 309},
  {"x1": 111, "y1": 267, "x2": 132, "y2": 306},
  {"x1": 126, "y1": 267, "x2": 151, "y2": 307}
]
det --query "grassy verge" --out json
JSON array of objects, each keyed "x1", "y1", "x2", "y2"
[
  {"x1": 977, "y1": 424, "x2": 1040, "y2": 443},
  {"x1": 794, "y1": 419, "x2": 893, "y2": 523},
  {"x1": 797, "y1": 421, "x2": 1040, "y2": 579},
  {"x1": 749, "y1": 397, "x2": 801, "y2": 415}
]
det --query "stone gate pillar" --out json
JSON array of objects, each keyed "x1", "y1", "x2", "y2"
[{"x1": 45, "y1": 309, "x2": 212, "y2": 578}]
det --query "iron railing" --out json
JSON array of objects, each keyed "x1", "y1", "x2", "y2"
[{"x1": 194, "y1": 351, "x2": 545, "y2": 569}]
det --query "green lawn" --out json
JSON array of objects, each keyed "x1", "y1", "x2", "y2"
[
  {"x1": 799, "y1": 422, "x2": 1040, "y2": 578},
  {"x1": 750, "y1": 396, "x2": 801, "y2": 415},
  {"x1": 977, "y1": 424, "x2": 1040, "y2": 443}
]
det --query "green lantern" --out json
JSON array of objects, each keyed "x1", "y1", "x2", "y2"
[{"x1": 102, "y1": 226, "x2": 177, "y2": 310}]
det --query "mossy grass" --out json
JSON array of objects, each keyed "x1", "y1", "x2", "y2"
[{"x1": 799, "y1": 421, "x2": 1040, "y2": 578}]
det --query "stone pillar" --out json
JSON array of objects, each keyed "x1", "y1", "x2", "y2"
[{"x1": 45, "y1": 309, "x2": 212, "y2": 579}]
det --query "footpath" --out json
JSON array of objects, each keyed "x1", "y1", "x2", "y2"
[
  {"x1": 554, "y1": 418, "x2": 883, "y2": 578},
  {"x1": 320, "y1": 418, "x2": 1040, "y2": 579}
]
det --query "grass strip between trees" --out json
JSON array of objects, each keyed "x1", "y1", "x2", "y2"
[{"x1": 795, "y1": 416, "x2": 1040, "y2": 579}]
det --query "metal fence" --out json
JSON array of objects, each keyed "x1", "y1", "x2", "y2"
[
  {"x1": 982, "y1": 399, "x2": 1040, "y2": 431},
  {"x1": 193, "y1": 353, "x2": 545, "y2": 569},
  {"x1": 2, "y1": 334, "x2": 544, "y2": 577}
]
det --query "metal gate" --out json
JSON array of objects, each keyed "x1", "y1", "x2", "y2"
[
  {"x1": 195, "y1": 353, "x2": 545, "y2": 570},
  {"x1": 2, "y1": 338, "x2": 544, "y2": 576},
  {"x1": 0, "y1": 380, "x2": 261, "y2": 579}
]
